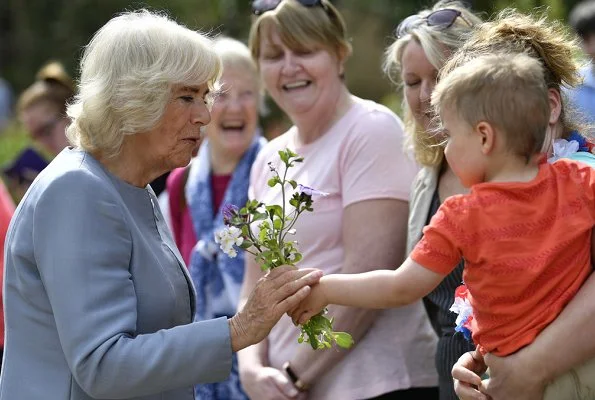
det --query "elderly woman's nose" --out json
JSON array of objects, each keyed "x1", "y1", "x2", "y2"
[{"x1": 192, "y1": 102, "x2": 211, "y2": 125}]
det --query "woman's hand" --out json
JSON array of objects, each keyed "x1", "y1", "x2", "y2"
[
  {"x1": 289, "y1": 279, "x2": 329, "y2": 325},
  {"x1": 240, "y1": 365, "x2": 306, "y2": 400},
  {"x1": 452, "y1": 350, "x2": 489, "y2": 400},
  {"x1": 479, "y1": 352, "x2": 546, "y2": 400},
  {"x1": 230, "y1": 265, "x2": 322, "y2": 352},
  {"x1": 453, "y1": 350, "x2": 547, "y2": 400}
]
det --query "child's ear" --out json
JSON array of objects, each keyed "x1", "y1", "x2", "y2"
[
  {"x1": 475, "y1": 121, "x2": 495, "y2": 155},
  {"x1": 547, "y1": 88, "x2": 562, "y2": 125}
]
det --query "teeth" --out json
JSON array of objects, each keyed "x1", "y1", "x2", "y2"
[{"x1": 284, "y1": 81, "x2": 309, "y2": 89}]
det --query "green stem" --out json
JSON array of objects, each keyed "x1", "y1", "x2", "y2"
[{"x1": 277, "y1": 162, "x2": 289, "y2": 247}]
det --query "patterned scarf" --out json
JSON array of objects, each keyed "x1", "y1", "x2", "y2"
[
  {"x1": 186, "y1": 135, "x2": 265, "y2": 400},
  {"x1": 186, "y1": 135, "x2": 265, "y2": 321}
]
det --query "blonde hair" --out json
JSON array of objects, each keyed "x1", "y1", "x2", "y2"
[
  {"x1": 248, "y1": 0, "x2": 352, "y2": 63},
  {"x1": 442, "y1": 9, "x2": 584, "y2": 140},
  {"x1": 17, "y1": 61, "x2": 75, "y2": 116},
  {"x1": 66, "y1": 10, "x2": 222, "y2": 158},
  {"x1": 383, "y1": 0, "x2": 481, "y2": 167},
  {"x1": 433, "y1": 53, "x2": 550, "y2": 160}
]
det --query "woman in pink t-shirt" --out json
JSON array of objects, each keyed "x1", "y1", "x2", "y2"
[{"x1": 238, "y1": 1, "x2": 438, "y2": 399}]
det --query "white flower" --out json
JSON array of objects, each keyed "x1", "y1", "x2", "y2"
[
  {"x1": 214, "y1": 226, "x2": 244, "y2": 258},
  {"x1": 548, "y1": 139, "x2": 580, "y2": 163},
  {"x1": 297, "y1": 184, "x2": 329, "y2": 198}
]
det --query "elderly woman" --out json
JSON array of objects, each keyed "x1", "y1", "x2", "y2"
[
  {"x1": 382, "y1": 2, "x2": 481, "y2": 399},
  {"x1": 166, "y1": 36, "x2": 265, "y2": 399},
  {"x1": 442, "y1": 10, "x2": 595, "y2": 400},
  {"x1": 0, "y1": 10, "x2": 321, "y2": 400},
  {"x1": 238, "y1": 1, "x2": 438, "y2": 399}
]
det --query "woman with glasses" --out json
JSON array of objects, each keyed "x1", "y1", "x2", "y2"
[
  {"x1": 238, "y1": 1, "x2": 438, "y2": 399},
  {"x1": 17, "y1": 61, "x2": 74, "y2": 157},
  {"x1": 445, "y1": 10, "x2": 595, "y2": 400},
  {"x1": 383, "y1": 2, "x2": 482, "y2": 399}
]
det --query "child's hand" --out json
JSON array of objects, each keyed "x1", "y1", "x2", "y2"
[{"x1": 289, "y1": 281, "x2": 329, "y2": 325}]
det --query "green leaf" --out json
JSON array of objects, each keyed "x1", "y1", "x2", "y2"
[
  {"x1": 253, "y1": 212, "x2": 268, "y2": 222},
  {"x1": 288, "y1": 179, "x2": 298, "y2": 189},
  {"x1": 266, "y1": 205, "x2": 284, "y2": 219},
  {"x1": 273, "y1": 218, "x2": 282, "y2": 230},
  {"x1": 333, "y1": 332, "x2": 354, "y2": 349},
  {"x1": 239, "y1": 240, "x2": 253, "y2": 249}
]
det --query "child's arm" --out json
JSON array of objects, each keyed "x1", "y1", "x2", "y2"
[{"x1": 291, "y1": 257, "x2": 446, "y2": 325}]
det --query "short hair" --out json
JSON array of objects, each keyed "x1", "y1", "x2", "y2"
[
  {"x1": 248, "y1": 0, "x2": 352, "y2": 63},
  {"x1": 383, "y1": 0, "x2": 482, "y2": 167},
  {"x1": 17, "y1": 61, "x2": 75, "y2": 116},
  {"x1": 432, "y1": 53, "x2": 550, "y2": 160},
  {"x1": 212, "y1": 36, "x2": 263, "y2": 112},
  {"x1": 442, "y1": 9, "x2": 584, "y2": 145},
  {"x1": 66, "y1": 10, "x2": 221, "y2": 158},
  {"x1": 569, "y1": 1, "x2": 595, "y2": 39}
]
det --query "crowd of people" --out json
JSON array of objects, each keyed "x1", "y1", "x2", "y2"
[{"x1": 1, "y1": 0, "x2": 595, "y2": 399}]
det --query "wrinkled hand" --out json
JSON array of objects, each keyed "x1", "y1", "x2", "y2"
[
  {"x1": 288, "y1": 281, "x2": 328, "y2": 325},
  {"x1": 230, "y1": 265, "x2": 322, "y2": 351},
  {"x1": 240, "y1": 366, "x2": 306, "y2": 400},
  {"x1": 452, "y1": 350, "x2": 489, "y2": 400},
  {"x1": 480, "y1": 352, "x2": 546, "y2": 400}
]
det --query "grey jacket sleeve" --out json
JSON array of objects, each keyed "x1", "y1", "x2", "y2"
[{"x1": 32, "y1": 169, "x2": 232, "y2": 398}]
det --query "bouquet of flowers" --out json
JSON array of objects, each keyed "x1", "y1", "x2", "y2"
[{"x1": 214, "y1": 148, "x2": 353, "y2": 350}]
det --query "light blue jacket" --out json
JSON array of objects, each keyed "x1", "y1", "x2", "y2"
[{"x1": 1, "y1": 148, "x2": 232, "y2": 399}]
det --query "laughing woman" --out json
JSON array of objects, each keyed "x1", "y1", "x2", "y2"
[{"x1": 166, "y1": 36, "x2": 265, "y2": 400}]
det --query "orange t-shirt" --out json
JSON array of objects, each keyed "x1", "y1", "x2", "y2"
[{"x1": 411, "y1": 159, "x2": 595, "y2": 356}]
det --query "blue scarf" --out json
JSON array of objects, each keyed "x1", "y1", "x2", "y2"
[{"x1": 186, "y1": 136, "x2": 265, "y2": 399}]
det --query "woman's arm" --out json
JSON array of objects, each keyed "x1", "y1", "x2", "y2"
[
  {"x1": 286, "y1": 199, "x2": 442, "y2": 387},
  {"x1": 237, "y1": 255, "x2": 303, "y2": 400}
]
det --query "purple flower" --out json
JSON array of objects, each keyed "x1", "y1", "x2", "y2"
[
  {"x1": 297, "y1": 184, "x2": 329, "y2": 198},
  {"x1": 222, "y1": 204, "x2": 239, "y2": 226}
]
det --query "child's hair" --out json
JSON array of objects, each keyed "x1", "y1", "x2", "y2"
[{"x1": 432, "y1": 53, "x2": 550, "y2": 160}]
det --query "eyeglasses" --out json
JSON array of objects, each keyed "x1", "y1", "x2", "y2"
[
  {"x1": 252, "y1": 0, "x2": 326, "y2": 16},
  {"x1": 30, "y1": 116, "x2": 61, "y2": 140},
  {"x1": 395, "y1": 8, "x2": 472, "y2": 39}
]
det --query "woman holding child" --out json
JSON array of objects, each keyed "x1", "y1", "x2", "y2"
[
  {"x1": 445, "y1": 10, "x2": 595, "y2": 400},
  {"x1": 238, "y1": 0, "x2": 438, "y2": 399},
  {"x1": 382, "y1": 2, "x2": 482, "y2": 398}
]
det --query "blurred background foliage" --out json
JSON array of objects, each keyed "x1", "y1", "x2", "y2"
[{"x1": 0, "y1": 0, "x2": 585, "y2": 168}]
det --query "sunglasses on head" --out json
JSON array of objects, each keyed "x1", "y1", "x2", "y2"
[
  {"x1": 252, "y1": 0, "x2": 326, "y2": 15},
  {"x1": 395, "y1": 8, "x2": 472, "y2": 39}
]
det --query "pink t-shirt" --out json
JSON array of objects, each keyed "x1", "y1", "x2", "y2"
[{"x1": 249, "y1": 97, "x2": 438, "y2": 399}]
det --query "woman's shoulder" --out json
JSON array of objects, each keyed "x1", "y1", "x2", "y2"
[{"x1": 349, "y1": 96, "x2": 404, "y2": 129}]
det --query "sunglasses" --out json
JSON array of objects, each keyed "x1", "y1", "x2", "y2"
[
  {"x1": 395, "y1": 8, "x2": 472, "y2": 39},
  {"x1": 252, "y1": 0, "x2": 326, "y2": 15}
]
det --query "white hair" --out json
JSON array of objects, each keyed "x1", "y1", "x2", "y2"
[
  {"x1": 66, "y1": 9, "x2": 222, "y2": 158},
  {"x1": 212, "y1": 36, "x2": 264, "y2": 113}
]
